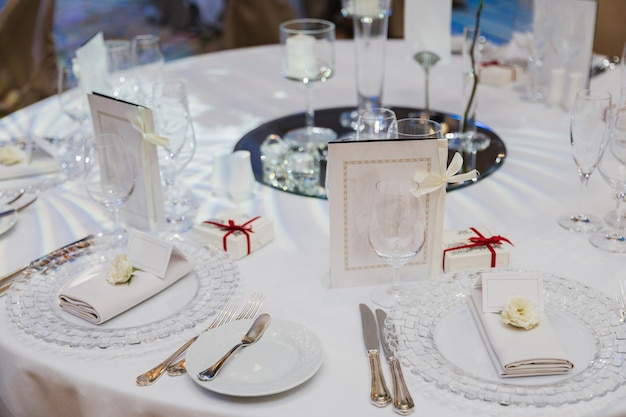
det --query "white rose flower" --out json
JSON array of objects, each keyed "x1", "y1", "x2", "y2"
[
  {"x1": 0, "y1": 145, "x2": 25, "y2": 166},
  {"x1": 501, "y1": 296, "x2": 539, "y2": 330},
  {"x1": 107, "y1": 254, "x2": 136, "y2": 285}
]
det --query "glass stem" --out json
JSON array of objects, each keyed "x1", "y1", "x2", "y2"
[
  {"x1": 578, "y1": 172, "x2": 591, "y2": 219},
  {"x1": 111, "y1": 207, "x2": 121, "y2": 232},
  {"x1": 304, "y1": 79, "x2": 314, "y2": 134},
  {"x1": 615, "y1": 192, "x2": 625, "y2": 234},
  {"x1": 391, "y1": 266, "x2": 401, "y2": 293}
]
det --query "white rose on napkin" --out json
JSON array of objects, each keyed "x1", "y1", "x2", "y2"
[
  {"x1": 106, "y1": 254, "x2": 136, "y2": 285},
  {"x1": 58, "y1": 234, "x2": 194, "y2": 325},
  {"x1": 0, "y1": 144, "x2": 25, "y2": 166},
  {"x1": 468, "y1": 272, "x2": 574, "y2": 378}
]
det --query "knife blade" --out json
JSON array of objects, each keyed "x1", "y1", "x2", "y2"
[
  {"x1": 376, "y1": 308, "x2": 415, "y2": 415},
  {"x1": 359, "y1": 303, "x2": 391, "y2": 407},
  {"x1": 0, "y1": 195, "x2": 37, "y2": 218},
  {"x1": 0, "y1": 234, "x2": 94, "y2": 296}
]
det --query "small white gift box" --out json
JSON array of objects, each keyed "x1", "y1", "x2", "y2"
[
  {"x1": 442, "y1": 227, "x2": 512, "y2": 273},
  {"x1": 193, "y1": 211, "x2": 274, "y2": 260}
]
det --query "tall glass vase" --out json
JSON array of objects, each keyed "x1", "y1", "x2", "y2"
[
  {"x1": 340, "y1": 0, "x2": 391, "y2": 131},
  {"x1": 459, "y1": 26, "x2": 490, "y2": 159}
]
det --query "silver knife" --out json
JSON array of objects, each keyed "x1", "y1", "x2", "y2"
[
  {"x1": 359, "y1": 303, "x2": 391, "y2": 407},
  {"x1": 0, "y1": 195, "x2": 37, "y2": 218},
  {"x1": 0, "y1": 234, "x2": 94, "y2": 296},
  {"x1": 376, "y1": 308, "x2": 415, "y2": 415}
]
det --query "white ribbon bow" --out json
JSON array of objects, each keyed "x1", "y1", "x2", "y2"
[
  {"x1": 126, "y1": 108, "x2": 169, "y2": 148},
  {"x1": 414, "y1": 152, "x2": 479, "y2": 195}
]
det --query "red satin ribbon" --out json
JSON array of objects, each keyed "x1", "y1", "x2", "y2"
[
  {"x1": 203, "y1": 216, "x2": 260, "y2": 255},
  {"x1": 443, "y1": 227, "x2": 513, "y2": 269}
]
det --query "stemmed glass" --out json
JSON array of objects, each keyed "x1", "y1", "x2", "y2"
[
  {"x1": 279, "y1": 18, "x2": 336, "y2": 149},
  {"x1": 83, "y1": 133, "x2": 136, "y2": 245},
  {"x1": 355, "y1": 107, "x2": 397, "y2": 140},
  {"x1": 56, "y1": 64, "x2": 90, "y2": 178},
  {"x1": 368, "y1": 178, "x2": 426, "y2": 308},
  {"x1": 105, "y1": 39, "x2": 136, "y2": 101},
  {"x1": 590, "y1": 104, "x2": 626, "y2": 252},
  {"x1": 132, "y1": 34, "x2": 164, "y2": 106},
  {"x1": 150, "y1": 80, "x2": 197, "y2": 230},
  {"x1": 558, "y1": 89, "x2": 613, "y2": 232}
]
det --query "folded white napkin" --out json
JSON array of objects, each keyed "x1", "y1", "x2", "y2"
[
  {"x1": 468, "y1": 286, "x2": 574, "y2": 378},
  {"x1": 0, "y1": 143, "x2": 58, "y2": 181},
  {"x1": 58, "y1": 255, "x2": 193, "y2": 324}
]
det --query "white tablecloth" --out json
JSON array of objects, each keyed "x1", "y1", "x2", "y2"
[{"x1": 0, "y1": 40, "x2": 625, "y2": 417}]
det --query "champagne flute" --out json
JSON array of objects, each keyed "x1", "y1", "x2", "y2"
[
  {"x1": 56, "y1": 64, "x2": 90, "y2": 178},
  {"x1": 151, "y1": 80, "x2": 197, "y2": 230},
  {"x1": 355, "y1": 107, "x2": 397, "y2": 140},
  {"x1": 589, "y1": 104, "x2": 626, "y2": 252},
  {"x1": 132, "y1": 34, "x2": 164, "y2": 106},
  {"x1": 558, "y1": 90, "x2": 613, "y2": 232},
  {"x1": 105, "y1": 39, "x2": 136, "y2": 101},
  {"x1": 83, "y1": 133, "x2": 136, "y2": 245},
  {"x1": 279, "y1": 19, "x2": 336, "y2": 149},
  {"x1": 368, "y1": 178, "x2": 426, "y2": 308}
]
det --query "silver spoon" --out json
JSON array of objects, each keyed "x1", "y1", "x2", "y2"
[{"x1": 197, "y1": 313, "x2": 271, "y2": 381}]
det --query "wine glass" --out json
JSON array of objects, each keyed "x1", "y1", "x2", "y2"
[
  {"x1": 604, "y1": 87, "x2": 626, "y2": 229},
  {"x1": 388, "y1": 118, "x2": 443, "y2": 140},
  {"x1": 589, "y1": 104, "x2": 626, "y2": 252},
  {"x1": 56, "y1": 63, "x2": 90, "y2": 178},
  {"x1": 279, "y1": 18, "x2": 336, "y2": 149},
  {"x1": 132, "y1": 34, "x2": 164, "y2": 106},
  {"x1": 105, "y1": 39, "x2": 136, "y2": 101},
  {"x1": 368, "y1": 178, "x2": 426, "y2": 308},
  {"x1": 355, "y1": 107, "x2": 397, "y2": 140},
  {"x1": 83, "y1": 133, "x2": 136, "y2": 245},
  {"x1": 150, "y1": 80, "x2": 197, "y2": 230},
  {"x1": 558, "y1": 89, "x2": 613, "y2": 233}
]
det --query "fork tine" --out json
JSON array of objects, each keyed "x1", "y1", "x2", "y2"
[
  {"x1": 208, "y1": 298, "x2": 239, "y2": 330},
  {"x1": 236, "y1": 292, "x2": 265, "y2": 320}
]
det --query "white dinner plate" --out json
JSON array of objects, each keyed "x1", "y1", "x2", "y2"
[{"x1": 186, "y1": 318, "x2": 324, "y2": 397}]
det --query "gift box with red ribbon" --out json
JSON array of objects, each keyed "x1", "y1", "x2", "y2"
[
  {"x1": 442, "y1": 227, "x2": 513, "y2": 273},
  {"x1": 192, "y1": 210, "x2": 274, "y2": 260}
]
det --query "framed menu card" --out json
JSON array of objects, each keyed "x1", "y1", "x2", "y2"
[
  {"x1": 87, "y1": 93, "x2": 165, "y2": 231},
  {"x1": 327, "y1": 138, "x2": 447, "y2": 288}
]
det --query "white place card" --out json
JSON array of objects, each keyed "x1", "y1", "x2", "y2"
[
  {"x1": 474, "y1": 271, "x2": 544, "y2": 313},
  {"x1": 327, "y1": 138, "x2": 448, "y2": 288},
  {"x1": 87, "y1": 93, "x2": 165, "y2": 231},
  {"x1": 75, "y1": 32, "x2": 107, "y2": 96},
  {"x1": 126, "y1": 230, "x2": 186, "y2": 279}
]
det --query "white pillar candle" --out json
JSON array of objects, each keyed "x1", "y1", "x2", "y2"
[
  {"x1": 285, "y1": 34, "x2": 317, "y2": 80},
  {"x1": 354, "y1": 0, "x2": 380, "y2": 17}
]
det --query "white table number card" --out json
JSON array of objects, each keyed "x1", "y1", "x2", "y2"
[
  {"x1": 87, "y1": 93, "x2": 166, "y2": 231},
  {"x1": 327, "y1": 138, "x2": 465, "y2": 288}
]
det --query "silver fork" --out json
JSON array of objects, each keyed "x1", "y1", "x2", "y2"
[
  {"x1": 617, "y1": 281, "x2": 626, "y2": 324},
  {"x1": 136, "y1": 298, "x2": 240, "y2": 386},
  {"x1": 166, "y1": 292, "x2": 266, "y2": 376}
]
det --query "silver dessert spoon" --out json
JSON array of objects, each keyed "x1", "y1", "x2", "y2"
[{"x1": 197, "y1": 313, "x2": 271, "y2": 381}]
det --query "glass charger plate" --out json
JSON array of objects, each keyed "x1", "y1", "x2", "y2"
[
  {"x1": 6, "y1": 239, "x2": 239, "y2": 357},
  {"x1": 387, "y1": 270, "x2": 626, "y2": 407},
  {"x1": 234, "y1": 106, "x2": 507, "y2": 198}
]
